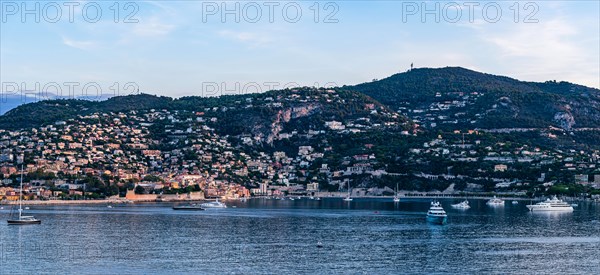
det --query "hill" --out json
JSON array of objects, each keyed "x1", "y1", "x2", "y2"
[
  {"x1": 348, "y1": 67, "x2": 600, "y2": 130},
  {"x1": 1, "y1": 77, "x2": 599, "y2": 195},
  {"x1": 0, "y1": 88, "x2": 410, "y2": 138}
]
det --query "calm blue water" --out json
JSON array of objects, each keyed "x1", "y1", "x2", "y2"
[{"x1": 1, "y1": 198, "x2": 599, "y2": 274}]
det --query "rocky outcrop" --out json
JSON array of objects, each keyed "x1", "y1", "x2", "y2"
[
  {"x1": 553, "y1": 111, "x2": 575, "y2": 130},
  {"x1": 265, "y1": 104, "x2": 322, "y2": 144}
]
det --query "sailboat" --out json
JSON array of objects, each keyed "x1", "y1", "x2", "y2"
[
  {"x1": 7, "y1": 165, "x2": 41, "y2": 225},
  {"x1": 393, "y1": 182, "x2": 400, "y2": 202},
  {"x1": 343, "y1": 181, "x2": 353, "y2": 201}
]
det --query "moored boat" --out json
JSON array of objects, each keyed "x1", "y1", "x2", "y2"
[
  {"x1": 343, "y1": 181, "x2": 353, "y2": 201},
  {"x1": 172, "y1": 204, "x2": 205, "y2": 210},
  {"x1": 451, "y1": 200, "x2": 470, "y2": 209},
  {"x1": 526, "y1": 196, "x2": 574, "y2": 212},
  {"x1": 393, "y1": 182, "x2": 400, "y2": 202},
  {"x1": 426, "y1": 201, "x2": 448, "y2": 224},
  {"x1": 7, "y1": 164, "x2": 41, "y2": 225},
  {"x1": 200, "y1": 198, "x2": 227, "y2": 208},
  {"x1": 486, "y1": 196, "x2": 505, "y2": 206},
  {"x1": 8, "y1": 215, "x2": 42, "y2": 225}
]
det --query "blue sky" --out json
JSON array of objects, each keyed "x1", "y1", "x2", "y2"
[{"x1": 1, "y1": 0, "x2": 599, "y2": 100}]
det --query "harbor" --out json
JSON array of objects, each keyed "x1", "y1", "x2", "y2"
[{"x1": 1, "y1": 198, "x2": 599, "y2": 274}]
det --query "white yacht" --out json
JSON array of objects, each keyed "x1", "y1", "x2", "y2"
[
  {"x1": 451, "y1": 200, "x2": 470, "y2": 209},
  {"x1": 526, "y1": 196, "x2": 574, "y2": 212},
  {"x1": 426, "y1": 201, "x2": 447, "y2": 224},
  {"x1": 486, "y1": 196, "x2": 505, "y2": 206},
  {"x1": 200, "y1": 198, "x2": 227, "y2": 208}
]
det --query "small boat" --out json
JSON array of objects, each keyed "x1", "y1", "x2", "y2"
[
  {"x1": 107, "y1": 205, "x2": 113, "y2": 208},
  {"x1": 512, "y1": 201, "x2": 519, "y2": 204},
  {"x1": 486, "y1": 196, "x2": 505, "y2": 206},
  {"x1": 7, "y1": 215, "x2": 41, "y2": 225},
  {"x1": 343, "y1": 181, "x2": 353, "y2": 201},
  {"x1": 7, "y1": 165, "x2": 41, "y2": 225},
  {"x1": 426, "y1": 201, "x2": 447, "y2": 225},
  {"x1": 172, "y1": 204, "x2": 205, "y2": 210},
  {"x1": 316, "y1": 241, "x2": 323, "y2": 248},
  {"x1": 200, "y1": 198, "x2": 227, "y2": 208},
  {"x1": 393, "y1": 182, "x2": 400, "y2": 202},
  {"x1": 526, "y1": 196, "x2": 574, "y2": 212},
  {"x1": 314, "y1": 191, "x2": 321, "y2": 200},
  {"x1": 451, "y1": 200, "x2": 470, "y2": 209}
]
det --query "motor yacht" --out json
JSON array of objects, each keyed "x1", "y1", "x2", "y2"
[
  {"x1": 426, "y1": 201, "x2": 448, "y2": 224},
  {"x1": 526, "y1": 196, "x2": 574, "y2": 212},
  {"x1": 200, "y1": 199, "x2": 227, "y2": 208},
  {"x1": 486, "y1": 196, "x2": 505, "y2": 206},
  {"x1": 451, "y1": 200, "x2": 470, "y2": 209}
]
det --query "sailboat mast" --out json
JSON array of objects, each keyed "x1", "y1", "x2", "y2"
[
  {"x1": 19, "y1": 164, "x2": 23, "y2": 217},
  {"x1": 347, "y1": 180, "x2": 351, "y2": 197}
]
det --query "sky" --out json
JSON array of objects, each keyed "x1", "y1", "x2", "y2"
[{"x1": 0, "y1": 0, "x2": 599, "y2": 102}]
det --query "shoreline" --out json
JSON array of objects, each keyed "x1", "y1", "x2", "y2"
[
  {"x1": 2, "y1": 195, "x2": 589, "y2": 206},
  {"x1": 0, "y1": 199, "x2": 133, "y2": 205}
]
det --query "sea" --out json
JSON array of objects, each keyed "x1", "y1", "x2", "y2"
[{"x1": 1, "y1": 198, "x2": 599, "y2": 274}]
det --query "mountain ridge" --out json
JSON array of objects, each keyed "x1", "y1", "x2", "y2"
[
  {"x1": 348, "y1": 66, "x2": 600, "y2": 130},
  {"x1": 1, "y1": 70, "x2": 600, "y2": 195},
  {"x1": 1, "y1": 67, "x2": 599, "y2": 132}
]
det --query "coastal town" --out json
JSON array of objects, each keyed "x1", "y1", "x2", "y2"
[
  {"x1": 1, "y1": 0, "x2": 598, "y2": 272},
  {"x1": 1, "y1": 89, "x2": 600, "y2": 204}
]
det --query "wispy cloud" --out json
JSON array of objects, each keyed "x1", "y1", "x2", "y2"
[
  {"x1": 62, "y1": 37, "x2": 97, "y2": 50},
  {"x1": 475, "y1": 16, "x2": 599, "y2": 87},
  {"x1": 485, "y1": 19, "x2": 577, "y2": 58},
  {"x1": 217, "y1": 30, "x2": 274, "y2": 47},
  {"x1": 132, "y1": 17, "x2": 176, "y2": 37}
]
